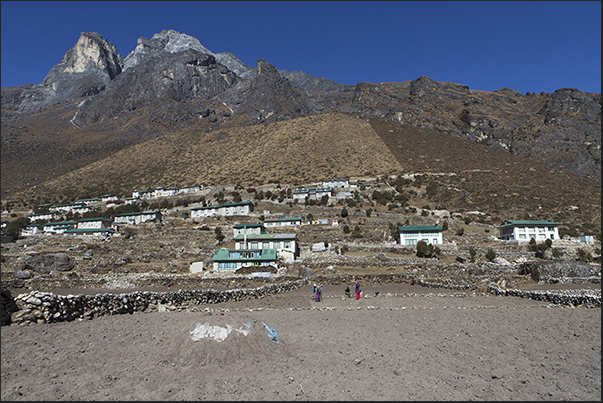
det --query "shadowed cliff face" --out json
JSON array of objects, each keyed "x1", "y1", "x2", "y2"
[{"x1": 0, "y1": 30, "x2": 600, "y2": 199}]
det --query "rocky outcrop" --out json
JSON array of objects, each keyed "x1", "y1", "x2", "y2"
[
  {"x1": 233, "y1": 59, "x2": 320, "y2": 123},
  {"x1": 348, "y1": 76, "x2": 601, "y2": 180},
  {"x1": 1, "y1": 32, "x2": 123, "y2": 115},
  {"x1": 18, "y1": 253, "x2": 76, "y2": 274}
]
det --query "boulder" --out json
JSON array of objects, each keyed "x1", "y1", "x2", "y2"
[{"x1": 20, "y1": 253, "x2": 76, "y2": 273}]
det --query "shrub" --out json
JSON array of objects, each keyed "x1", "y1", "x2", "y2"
[
  {"x1": 214, "y1": 227, "x2": 225, "y2": 243},
  {"x1": 4, "y1": 217, "x2": 30, "y2": 238},
  {"x1": 416, "y1": 240, "x2": 439, "y2": 258},
  {"x1": 469, "y1": 247, "x2": 476, "y2": 262},
  {"x1": 485, "y1": 248, "x2": 496, "y2": 261},
  {"x1": 341, "y1": 208, "x2": 348, "y2": 218}
]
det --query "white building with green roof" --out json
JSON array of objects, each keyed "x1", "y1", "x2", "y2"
[
  {"x1": 210, "y1": 248, "x2": 278, "y2": 272},
  {"x1": 497, "y1": 220, "x2": 559, "y2": 242},
  {"x1": 232, "y1": 223, "x2": 266, "y2": 237},
  {"x1": 190, "y1": 201, "x2": 254, "y2": 218},
  {"x1": 114, "y1": 211, "x2": 162, "y2": 225},
  {"x1": 233, "y1": 233, "x2": 299, "y2": 260},
  {"x1": 263, "y1": 216, "x2": 302, "y2": 228},
  {"x1": 398, "y1": 225, "x2": 443, "y2": 245}
]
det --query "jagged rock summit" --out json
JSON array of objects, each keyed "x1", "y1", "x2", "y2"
[{"x1": 2, "y1": 32, "x2": 124, "y2": 115}]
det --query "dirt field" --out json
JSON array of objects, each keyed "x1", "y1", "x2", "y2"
[{"x1": 1, "y1": 282, "x2": 600, "y2": 401}]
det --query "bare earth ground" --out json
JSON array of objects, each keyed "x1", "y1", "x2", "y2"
[{"x1": 1, "y1": 283, "x2": 601, "y2": 401}]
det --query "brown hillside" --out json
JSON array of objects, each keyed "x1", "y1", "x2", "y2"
[
  {"x1": 371, "y1": 118, "x2": 601, "y2": 226},
  {"x1": 11, "y1": 112, "x2": 600, "y2": 229},
  {"x1": 30, "y1": 112, "x2": 403, "y2": 198}
]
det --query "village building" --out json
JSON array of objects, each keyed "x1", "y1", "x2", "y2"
[
  {"x1": 50, "y1": 202, "x2": 91, "y2": 215},
  {"x1": 292, "y1": 187, "x2": 333, "y2": 201},
  {"x1": 497, "y1": 220, "x2": 560, "y2": 242},
  {"x1": 209, "y1": 248, "x2": 278, "y2": 272},
  {"x1": 190, "y1": 201, "x2": 254, "y2": 218},
  {"x1": 41, "y1": 220, "x2": 78, "y2": 234},
  {"x1": 263, "y1": 216, "x2": 302, "y2": 228},
  {"x1": 64, "y1": 217, "x2": 115, "y2": 236},
  {"x1": 76, "y1": 198, "x2": 102, "y2": 205},
  {"x1": 233, "y1": 233, "x2": 299, "y2": 260},
  {"x1": 154, "y1": 187, "x2": 178, "y2": 198},
  {"x1": 322, "y1": 178, "x2": 350, "y2": 189},
  {"x1": 232, "y1": 223, "x2": 266, "y2": 237},
  {"x1": 28, "y1": 212, "x2": 59, "y2": 223},
  {"x1": 20, "y1": 224, "x2": 44, "y2": 237},
  {"x1": 113, "y1": 211, "x2": 162, "y2": 225},
  {"x1": 176, "y1": 185, "x2": 203, "y2": 194},
  {"x1": 101, "y1": 194, "x2": 119, "y2": 203},
  {"x1": 398, "y1": 225, "x2": 443, "y2": 245}
]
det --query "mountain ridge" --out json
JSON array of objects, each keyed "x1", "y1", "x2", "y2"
[{"x1": 1, "y1": 29, "x2": 600, "y2": 202}]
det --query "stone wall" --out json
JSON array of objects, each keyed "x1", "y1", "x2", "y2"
[
  {"x1": 488, "y1": 285, "x2": 600, "y2": 308},
  {"x1": 2, "y1": 279, "x2": 309, "y2": 326}
]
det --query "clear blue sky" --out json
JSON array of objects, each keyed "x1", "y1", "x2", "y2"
[{"x1": 1, "y1": 1, "x2": 601, "y2": 94}]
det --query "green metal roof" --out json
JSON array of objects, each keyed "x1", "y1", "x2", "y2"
[
  {"x1": 233, "y1": 233, "x2": 297, "y2": 241},
  {"x1": 221, "y1": 201, "x2": 253, "y2": 207},
  {"x1": 77, "y1": 217, "x2": 111, "y2": 222},
  {"x1": 232, "y1": 223, "x2": 264, "y2": 228},
  {"x1": 211, "y1": 248, "x2": 277, "y2": 262},
  {"x1": 44, "y1": 221, "x2": 78, "y2": 226},
  {"x1": 497, "y1": 220, "x2": 559, "y2": 228},
  {"x1": 64, "y1": 228, "x2": 115, "y2": 233},
  {"x1": 264, "y1": 217, "x2": 302, "y2": 222},
  {"x1": 191, "y1": 201, "x2": 253, "y2": 211},
  {"x1": 397, "y1": 225, "x2": 443, "y2": 232},
  {"x1": 115, "y1": 210, "x2": 161, "y2": 217}
]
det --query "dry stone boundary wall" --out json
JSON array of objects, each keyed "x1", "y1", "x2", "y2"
[{"x1": 2, "y1": 279, "x2": 309, "y2": 326}]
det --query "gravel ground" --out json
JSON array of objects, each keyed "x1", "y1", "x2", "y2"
[{"x1": 1, "y1": 282, "x2": 600, "y2": 401}]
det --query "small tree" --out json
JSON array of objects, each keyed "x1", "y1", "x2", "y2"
[
  {"x1": 352, "y1": 225, "x2": 363, "y2": 238},
  {"x1": 214, "y1": 227, "x2": 225, "y2": 243},
  {"x1": 341, "y1": 208, "x2": 348, "y2": 218},
  {"x1": 343, "y1": 225, "x2": 351, "y2": 234},
  {"x1": 469, "y1": 247, "x2": 477, "y2": 262},
  {"x1": 485, "y1": 248, "x2": 496, "y2": 262},
  {"x1": 577, "y1": 248, "x2": 592, "y2": 262}
]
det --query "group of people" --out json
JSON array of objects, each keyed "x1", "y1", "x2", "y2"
[
  {"x1": 313, "y1": 282, "x2": 361, "y2": 301},
  {"x1": 344, "y1": 283, "x2": 362, "y2": 300}
]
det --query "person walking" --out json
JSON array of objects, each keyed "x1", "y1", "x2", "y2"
[
  {"x1": 318, "y1": 283, "x2": 323, "y2": 302},
  {"x1": 345, "y1": 285, "x2": 351, "y2": 298},
  {"x1": 313, "y1": 283, "x2": 320, "y2": 302},
  {"x1": 355, "y1": 282, "x2": 361, "y2": 300}
]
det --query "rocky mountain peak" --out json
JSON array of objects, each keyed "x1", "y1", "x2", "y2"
[
  {"x1": 123, "y1": 29, "x2": 213, "y2": 71},
  {"x1": 233, "y1": 59, "x2": 318, "y2": 123},
  {"x1": 47, "y1": 32, "x2": 123, "y2": 81}
]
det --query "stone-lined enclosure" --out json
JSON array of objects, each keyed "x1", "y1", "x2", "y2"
[{"x1": 1, "y1": 274, "x2": 600, "y2": 327}]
